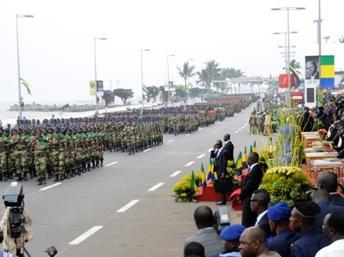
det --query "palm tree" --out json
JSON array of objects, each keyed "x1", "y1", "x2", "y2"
[
  {"x1": 196, "y1": 60, "x2": 221, "y2": 93},
  {"x1": 177, "y1": 62, "x2": 195, "y2": 95},
  {"x1": 339, "y1": 35, "x2": 344, "y2": 43}
]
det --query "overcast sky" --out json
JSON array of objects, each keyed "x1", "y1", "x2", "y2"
[{"x1": 0, "y1": 0, "x2": 343, "y2": 105}]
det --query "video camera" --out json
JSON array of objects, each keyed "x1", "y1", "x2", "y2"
[{"x1": 213, "y1": 206, "x2": 231, "y2": 233}]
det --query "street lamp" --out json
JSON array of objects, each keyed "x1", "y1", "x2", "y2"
[
  {"x1": 166, "y1": 54, "x2": 175, "y2": 106},
  {"x1": 94, "y1": 37, "x2": 107, "y2": 114},
  {"x1": 16, "y1": 14, "x2": 34, "y2": 120},
  {"x1": 272, "y1": 7, "x2": 305, "y2": 107},
  {"x1": 140, "y1": 48, "x2": 151, "y2": 110}
]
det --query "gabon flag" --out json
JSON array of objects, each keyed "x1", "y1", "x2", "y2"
[{"x1": 253, "y1": 141, "x2": 257, "y2": 152}]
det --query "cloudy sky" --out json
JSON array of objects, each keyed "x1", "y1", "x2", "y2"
[{"x1": 0, "y1": 0, "x2": 343, "y2": 105}]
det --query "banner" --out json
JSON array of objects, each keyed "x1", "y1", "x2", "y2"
[
  {"x1": 89, "y1": 81, "x2": 96, "y2": 96},
  {"x1": 305, "y1": 56, "x2": 320, "y2": 80},
  {"x1": 320, "y1": 55, "x2": 335, "y2": 89},
  {"x1": 279, "y1": 74, "x2": 295, "y2": 88}
]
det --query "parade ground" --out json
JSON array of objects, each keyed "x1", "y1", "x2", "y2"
[{"x1": 0, "y1": 104, "x2": 262, "y2": 257}]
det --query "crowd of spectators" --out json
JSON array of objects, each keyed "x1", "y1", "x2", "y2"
[{"x1": 184, "y1": 158, "x2": 344, "y2": 257}]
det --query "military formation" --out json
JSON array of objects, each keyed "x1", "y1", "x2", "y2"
[{"x1": 0, "y1": 96, "x2": 256, "y2": 185}]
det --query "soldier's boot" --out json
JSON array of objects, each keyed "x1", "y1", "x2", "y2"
[
  {"x1": 0, "y1": 173, "x2": 3, "y2": 181},
  {"x1": 87, "y1": 163, "x2": 91, "y2": 171},
  {"x1": 92, "y1": 161, "x2": 96, "y2": 169},
  {"x1": 37, "y1": 177, "x2": 42, "y2": 185},
  {"x1": 60, "y1": 174, "x2": 65, "y2": 181},
  {"x1": 100, "y1": 159, "x2": 103, "y2": 167},
  {"x1": 41, "y1": 176, "x2": 47, "y2": 185}
]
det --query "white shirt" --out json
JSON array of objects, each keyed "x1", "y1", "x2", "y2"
[
  {"x1": 255, "y1": 210, "x2": 268, "y2": 225},
  {"x1": 248, "y1": 162, "x2": 259, "y2": 172},
  {"x1": 315, "y1": 239, "x2": 344, "y2": 257}
]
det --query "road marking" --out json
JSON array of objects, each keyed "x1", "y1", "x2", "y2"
[
  {"x1": 208, "y1": 148, "x2": 213, "y2": 152},
  {"x1": 168, "y1": 139, "x2": 174, "y2": 143},
  {"x1": 143, "y1": 148, "x2": 152, "y2": 153},
  {"x1": 147, "y1": 182, "x2": 165, "y2": 192},
  {"x1": 185, "y1": 133, "x2": 190, "y2": 136},
  {"x1": 105, "y1": 161, "x2": 118, "y2": 167},
  {"x1": 242, "y1": 123, "x2": 248, "y2": 128},
  {"x1": 40, "y1": 183, "x2": 62, "y2": 191},
  {"x1": 185, "y1": 161, "x2": 195, "y2": 167},
  {"x1": 197, "y1": 154, "x2": 205, "y2": 159},
  {"x1": 117, "y1": 200, "x2": 139, "y2": 213},
  {"x1": 234, "y1": 131, "x2": 239, "y2": 134},
  {"x1": 170, "y1": 170, "x2": 182, "y2": 177},
  {"x1": 69, "y1": 226, "x2": 103, "y2": 245},
  {"x1": 199, "y1": 128, "x2": 203, "y2": 131}
]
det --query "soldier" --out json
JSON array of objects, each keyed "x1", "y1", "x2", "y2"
[
  {"x1": 0, "y1": 128, "x2": 9, "y2": 181},
  {"x1": 249, "y1": 110, "x2": 258, "y2": 134},
  {"x1": 33, "y1": 129, "x2": 48, "y2": 185}
]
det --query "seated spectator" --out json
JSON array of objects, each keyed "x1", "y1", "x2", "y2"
[
  {"x1": 239, "y1": 226, "x2": 281, "y2": 257},
  {"x1": 184, "y1": 242, "x2": 205, "y2": 257},
  {"x1": 267, "y1": 201, "x2": 300, "y2": 257},
  {"x1": 316, "y1": 172, "x2": 344, "y2": 207},
  {"x1": 212, "y1": 224, "x2": 245, "y2": 257},
  {"x1": 316, "y1": 212, "x2": 344, "y2": 257},
  {"x1": 185, "y1": 206, "x2": 223, "y2": 257},
  {"x1": 312, "y1": 189, "x2": 344, "y2": 233},
  {"x1": 250, "y1": 189, "x2": 271, "y2": 238},
  {"x1": 289, "y1": 201, "x2": 330, "y2": 257}
]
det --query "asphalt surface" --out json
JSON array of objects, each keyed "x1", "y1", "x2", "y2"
[{"x1": 0, "y1": 103, "x2": 268, "y2": 257}]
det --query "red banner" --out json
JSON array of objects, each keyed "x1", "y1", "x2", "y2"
[{"x1": 279, "y1": 74, "x2": 295, "y2": 88}]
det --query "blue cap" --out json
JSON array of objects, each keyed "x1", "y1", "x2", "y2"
[
  {"x1": 220, "y1": 224, "x2": 245, "y2": 241},
  {"x1": 268, "y1": 201, "x2": 291, "y2": 221}
]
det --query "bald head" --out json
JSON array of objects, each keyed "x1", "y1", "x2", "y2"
[
  {"x1": 194, "y1": 206, "x2": 214, "y2": 229},
  {"x1": 317, "y1": 172, "x2": 338, "y2": 192},
  {"x1": 241, "y1": 226, "x2": 265, "y2": 243},
  {"x1": 248, "y1": 152, "x2": 259, "y2": 165}
]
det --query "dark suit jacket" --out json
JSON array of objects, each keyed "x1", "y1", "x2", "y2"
[
  {"x1": 223, "y1": 141, "x2": 234, "y2": 162},
  {"x1": 215, "y1": 148, "x2": 228, "y2": 179},
  {"x1": 329, "y1": 193, "x2": 344, "y2": 207},
  {"x1": 314, "y1": 201, "x2": 344, "y2": 233},
  {"x1": 239, "y1": 163, "x2": 263, "y2": 201}
]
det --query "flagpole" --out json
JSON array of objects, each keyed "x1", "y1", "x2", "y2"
[
  {"x1": 16, "y1": 15, "x2": 23, "y2": 120},
  {"x1": 16, "y1": 14, "x2": 34, "y2": 120}
]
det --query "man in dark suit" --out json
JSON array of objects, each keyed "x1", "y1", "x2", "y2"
[
  {"x1": 213, "y1": 140, "x2": 230, "y2": 205},
  {"x1": 316, "y1": 171, "x2": 344, "y2": 207},
  {"x1": 239, "y1": 152, "x2": 263, "y2": 227},
  {"x1": 223, "y1": 133, "x2": 234, "y2": 162},
  {"x1": 250, "y1": 189, "x2": 271, "y2": 238}
]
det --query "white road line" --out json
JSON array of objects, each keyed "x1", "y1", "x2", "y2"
[
  {"x1": 242, "y1": 123, "x2": 248, "y2": 128},
  {"x1": 40, "y1": 183, "x2": 62, "y2": 191},
  {"x1": 170, "y1": 170, "x2": 182, "y2": 177},
  {"x1": 199, "y1": 128, "x2": 203, "y2": 131},
  {"x1": 69, "y1": 226, "x2": 103, "y2": 245},
  {"x1": 143, "y1": 148, "x2": 152, "y2": 153},
  {"x1": 105, "y1": 161, "x2": 118, "y2": 167},
  {"x1": 185, "y1": 161, "x2": 195, "y2": 167},
  {"x1": 168, "y1": 139, "x2": 174, "y2": 143},
  {"x1": 147, "y1": 182, "x2": 165, "y2": 192},
  {"x1": 117, "y1": 200, "x2": 139, "y2": 213},
  {"x1": 234, "y1": 131, "x2": 239, "y2": 134},
  {"x1": 197, "y1": 154, "x2": 205, "y2": 159},
  {"x1": 208, "y1": 148, "x2": 213, "y2": 152},
  {"x1": 185, "y1": 133, "x2": 190, "y2": 136}
]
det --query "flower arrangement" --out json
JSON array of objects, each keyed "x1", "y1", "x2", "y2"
[
  {"x1": 173, "y1": 172, "x2": 204, "y2": 202},
  {"x1": 260, "y1": 166, "x2": 311, "y2": 206}
]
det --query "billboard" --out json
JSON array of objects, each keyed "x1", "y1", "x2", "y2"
[
  {"x1": 89, "y1": 81, "x2": 96, "y2": 96},
  {"x1": 305, "y1": 56, "x2": 320, "y2": 80}
]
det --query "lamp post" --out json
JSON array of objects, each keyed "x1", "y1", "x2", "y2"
[
  {"x1": 272, "y1": 7, "x2": 305, "y2": 107},
  {"x1": 140, "y1": 48, "x2": 151, "y2": 110},
  {"x1": 313, "y1": 0, "x2": 322, "y2": 81},
  {"x1": 166, "y1": 54, "x2": 175, "y2": 106},
  {"x1": 186, "y1": 58, "x2": 194, "y2": 103},
  {"x1": 16, "y1": 14, "x2": 34, "y2": 120},
  {"x1": 94, "y1": 37, "x2": 107, "y2": 114}
]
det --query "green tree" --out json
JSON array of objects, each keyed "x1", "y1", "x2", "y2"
[
  {"x1": 177, "y1": 62, "x2": 195, "y2": 95},
  {"x1": 102, "y1": 90, "x2": 115, "y2": 106},
  {"x1": 113, "y1": 88, "x2": 134, "y2": 105},
  {"x1": 174, "y1": 85, "x2": 187, "y2": 100},
  {"x1": 144, "y1": 86, "x2": 160, "y2": 102},
  {"x1": 196, "y1": 60, "x2": 221, "y2": 92}
]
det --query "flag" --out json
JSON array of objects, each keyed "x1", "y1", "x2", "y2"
[
  {"x1": 243, "y1": 147, "x2": 248, "y2": 169},
  {"x1": 249, "y1": 145, "x2": 253, "y2": 153},
  {"x1": 236, "y1": 152, "x2": 243, "y2": 169},
  {"x1": 253, "y1": 141, "x2": 257, "y2": 152},
  {"x1": 190, "y1": 171, "x2": 197, "y2": 192},
  {"x1": 289, "y1": 65, "x2": 303, "y2": 88},
  {"x1": 200, "y1": 163, "x2": 206, "y2": 186},
  {"x1": 269, "y1": 137, "x2": 273, "y2": 153},
  {"x1": 207, "y1": 159, "x2": 215, "y2": 180},
  {"x1": 20, "y1": 78, "x2": 31, "y2": 95}
]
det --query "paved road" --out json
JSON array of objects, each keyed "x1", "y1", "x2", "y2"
[{"x1": 0, "y1": 103, "x2": 267, "y2": 257}]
